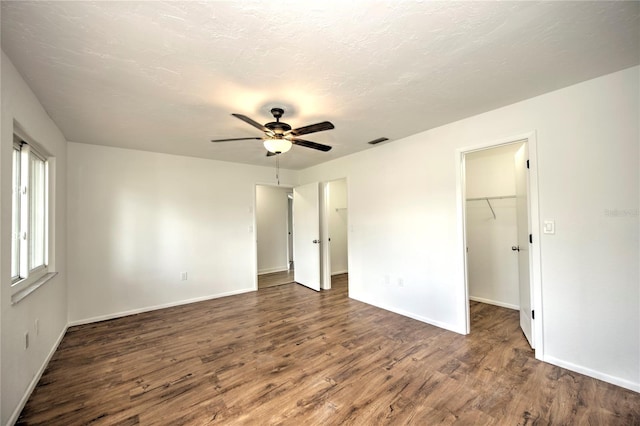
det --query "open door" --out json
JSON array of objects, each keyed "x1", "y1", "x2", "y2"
[
  {"x1": 293, "y1": 182, "x2": 321, "y2": 291},
  {"x1": 515, "y1": 144, "x2": 534, "y2": 348}
]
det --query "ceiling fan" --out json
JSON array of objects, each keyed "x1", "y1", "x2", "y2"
[{"x1": 211, "y1": 108, "x2": 334, "y2": 156}]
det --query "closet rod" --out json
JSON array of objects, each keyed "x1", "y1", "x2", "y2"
[
  {"x1": 466, "y1": 196, "x2": 515, "y2": 219},
  {"x1": 466, "y1": 195, "x2": 516, "y2": 201}
]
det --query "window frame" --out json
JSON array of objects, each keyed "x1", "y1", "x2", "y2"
[
  {"x1": 27, "y1": 146, "x2": 48, "y2": 273},
  {"x1": 11, "y1": 142, "x2": 22, "y2": 283},
  {"x1": 11, "y1": 135, "x2": 51, "y2": 296}
]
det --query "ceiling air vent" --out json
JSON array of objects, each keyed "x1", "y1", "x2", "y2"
[{"x1": 367, "y1": 137, "x2": 389, "y2": 145}]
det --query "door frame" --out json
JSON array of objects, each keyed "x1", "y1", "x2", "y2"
[
  {"x1": 287, "y1": 194, "x2": 294, "y2": 270},
  {"x1": 456, "y1": 131, "x2": 543, "y2": 360},
  {"x1": 321, "y1": 181, "x2": 331, "y2": 290}
]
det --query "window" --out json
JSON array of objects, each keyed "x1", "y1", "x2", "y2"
[{"x1": 11, "y1": 134, "x2": 50, "y2": 296}]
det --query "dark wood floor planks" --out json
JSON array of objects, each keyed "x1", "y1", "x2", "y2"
[
  {"x1": 17, "y1": 275, "x2": 640, "y2": 425},
  {"x1": 257, "y1": 269, "x2": 294, "y2": 289}
]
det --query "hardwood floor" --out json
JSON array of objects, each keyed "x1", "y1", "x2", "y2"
[
  {"x1": 257, "y1": 269, "x2": 294, "y2": 289},
  {"x1": 18, "y1": 276, "x2": 639, "y2": 425}
]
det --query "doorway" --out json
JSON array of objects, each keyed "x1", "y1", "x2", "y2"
[
  {"x1": 291, "y1": 178, "x2": 349, "y2": 292},
  {"x1": 255, "y1": 179, "x2": 350, "y2": 292},
  {"x1": 255, "y1": 184, "x2": 294, "y2": 289},
  {"x1": 322, "y1": 178, "x2": 349, "y2": 290},
  {"x1": 465, "y1": 143, "x2": 522, "y2": 311},
  {"x1": 460, "y1": 134, "x2": 542, "y2": 358}
]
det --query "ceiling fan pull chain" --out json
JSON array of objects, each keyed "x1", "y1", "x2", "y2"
[{"x1": 276, "y1": 154, "x2": 280, "y2": 186}]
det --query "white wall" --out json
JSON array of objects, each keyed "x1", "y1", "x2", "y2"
[
  {"x1": 298, "y1": 66, "x2": 639, "y2": 391},
  {"x1": 1, "y1": 51, "x2": 68, "y2": 425},
  {"x1": 328, "y1": 179, "x2": 348, "y2": 275},
  {"x1": 465, "y1": 144, "x2": 520, "y2": 199},
  {"x1": 465, "y1": 144, "x2": 521, "y2": 309},
  {"x1": 66, "y1": 143, "x2": 295, "y2": 324},
  {"x1": 256, "y1": 185, "x2": 291, "y2": 274}
]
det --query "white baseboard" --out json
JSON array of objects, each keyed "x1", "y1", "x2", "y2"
[
  {"x1": 8, "y1": 324, "x2": 68, "y2": 426},
  {"x1": 331, "y1": 270, "x2": 348, "y2": 276},
  {"x1": 68, "y1": 288, "x2": 254, "y2": 327},
  {"x1": 350, "y1": 293, "x2": 464, "y2": 334},
  {"x1": 257, "y1": 267, "x2": 289, "y2": 275},
  {"x1": 469, "y1": 296, "x2": 519, "y2": 310},
  {"x1": 544, "y1": 355, "x2": 640, "y2": 393}
]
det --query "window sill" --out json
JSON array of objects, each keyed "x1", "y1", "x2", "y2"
[{"x1": 11, "y1": 272, "x2": 58, "y2": 305}]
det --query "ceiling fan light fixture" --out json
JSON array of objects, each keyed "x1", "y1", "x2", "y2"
[{"x1": 263, "y1": 138, "x2": 292, "y2": 154}]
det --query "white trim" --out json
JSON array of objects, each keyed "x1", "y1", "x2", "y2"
[
  {"x1": 257, "y1": 267, "x2": 290, "y2": 275},
  {"x1": 320, "y1": 181, "x2": 331, "y2": 290},
  {"x1": 68, "y1": 288, "x2": 254, "y2": 327},
  {"x1": 527, "y1": 132, "x2": 544, "y2": 360},
  {"x1": 469, "y1": 296, "x2": 519, "y2": 311},
  {"x1": 350, "y1": 293, "x2": 465, "y2": 334},
  {"x1": 456, "y1": 148, "x2": 469, "y2": 334},
  {"x1": 331, "y1": 270, "x2": 348, "y2": 276},
  {"x1": 544, "y1": 355, "x2": 640, "y2": 393},
  {"x1": 11, "y1": 272, "x2": 58, "y2": 305},
  {"x1": 252, "y1": 182, "x2": 259, "y2": 290},
  {"x1": 8, "y1": 324, "x2": 68, "y2": 426}
]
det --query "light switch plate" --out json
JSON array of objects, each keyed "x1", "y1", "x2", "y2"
[{"x1": 543, "y1": 220, "x2": 555, "y2": 234}]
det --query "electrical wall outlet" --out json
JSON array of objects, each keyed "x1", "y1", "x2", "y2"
[
  {"x1": 181, "y1": 272, "x2": 188, "y2": 281},
  {"x1": 35, "y1": 318, "x2": 39, "y2": 335}
]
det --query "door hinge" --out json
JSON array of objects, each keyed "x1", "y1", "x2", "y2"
[
  {"x1": 526, "y1": 159, "x2": 530, "y2": 169},
  {"x1": 529, "y1": 234, "x2": 533, "y2": 244},
  {"x1": 532, "y1": 310, "x2": 535, "y2": 320}
]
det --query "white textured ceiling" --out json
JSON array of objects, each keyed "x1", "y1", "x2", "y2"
[{"x1": 2, "y1": 1, "x2": 639, "y2": 170}]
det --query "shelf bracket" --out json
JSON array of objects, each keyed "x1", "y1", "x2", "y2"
[{"x1": 485, "y1": 199, "x2": 496, "y2": 219}]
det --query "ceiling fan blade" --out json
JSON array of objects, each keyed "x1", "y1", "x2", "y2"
[
  {"x1": 291, "y1": 138, "x2": 332, "y2": 152},
  {"x1": 289, "y1": 121, "x2": 335, "y2": 136},
  {"x1": 231, "y1": 113, "x2": 267, "y2": 132},
  {"x1": 367, "y1": 137, "x2": 389, "y2": 145},
  {"x1": 266, "y1": 151, "x2": 276, "y2": 157},
  {"x1": 211, "y1": 137, "x2": 263, "y2": 142}
]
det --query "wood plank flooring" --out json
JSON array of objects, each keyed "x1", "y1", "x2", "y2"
[
  {"x1": 18, "y1": 275, "x2": 640, "y2": 425},
  {"x1": 257, "y1": 269, "x2": 294, "y2": 289}
]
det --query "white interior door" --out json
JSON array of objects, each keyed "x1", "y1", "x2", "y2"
[
  {"x1": 293, "y1": 182, "x2": 321, "y2": 291},
  {"x1": 515, "y1": 144, "x2": 534, "y2": 348}
]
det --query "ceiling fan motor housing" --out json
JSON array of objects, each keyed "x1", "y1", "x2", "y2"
[
  {"x1": 265, "y1": 121, "x2": 291, "y2": 134},
  {"x1": 265, "y1": 108, "x2": 291, "y2": 135}
]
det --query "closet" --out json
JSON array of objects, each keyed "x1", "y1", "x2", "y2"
[{"x1": 465, "y1": 143, "x2": 524, "y2": 310}]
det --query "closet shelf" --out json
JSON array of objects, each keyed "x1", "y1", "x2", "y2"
[
  {"x1": 466, "y1": 195, "x2": 516, "y2": 201},
  {"x1": 466, "y1": 195, "x2": 516, "y2": 219}
]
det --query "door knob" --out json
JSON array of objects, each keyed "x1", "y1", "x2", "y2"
[
  {"x1": 313, "y1": 239, "x2": 320, "y2": 244},
  {"x1": 511, "y1": 246, "x2": 520, "y2": 252}
]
